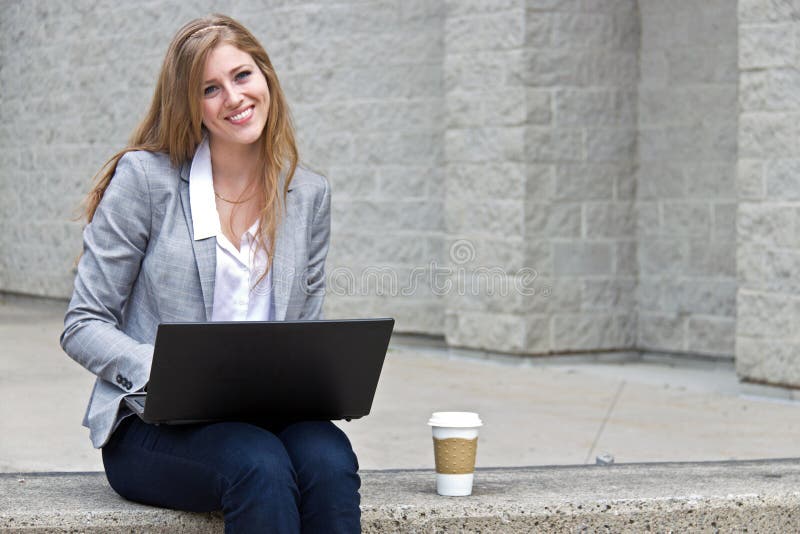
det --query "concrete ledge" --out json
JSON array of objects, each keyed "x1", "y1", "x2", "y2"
[{"x1": 3, "y1": 459, "x2": 800, "y2": 532}]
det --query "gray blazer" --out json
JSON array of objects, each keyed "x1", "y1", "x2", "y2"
[{"x1": 60, "y1": 150, "x2": 331, "y2": 448}]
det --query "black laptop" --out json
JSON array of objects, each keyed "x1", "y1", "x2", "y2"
[{"x1": 123, "y1": 318, "x2": 394, "y2": 424}]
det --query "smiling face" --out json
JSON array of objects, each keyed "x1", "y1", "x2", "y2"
[{"x1": 201, "y1": 43, "x2": 270, "y2": 151}]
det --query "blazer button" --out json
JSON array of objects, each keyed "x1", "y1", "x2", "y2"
[{"x1": 116, "y1": 374, "x2": 122, "y2": 384}]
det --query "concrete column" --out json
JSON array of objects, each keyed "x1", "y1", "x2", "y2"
[
  {"x1": 442, "y1": 0, "x2": 529, "y2": 352},
  {"x1": 736, "y1": 0, "x2": 800, "y2": 387},
  {"x1": 443, "y1": 0, "x2": 639, "y2": 354},
  {"x1": 637, "y1": 0, "x2": 739, "y2": 357}
]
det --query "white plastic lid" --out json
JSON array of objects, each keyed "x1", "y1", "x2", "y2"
[{"x1": 428, "y1": 411, "x2": 483, "y2": 428}]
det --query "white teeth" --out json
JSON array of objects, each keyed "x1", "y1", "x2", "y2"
[{"x1": 228, "y1": 107, "x2": 253, "y2": 121}]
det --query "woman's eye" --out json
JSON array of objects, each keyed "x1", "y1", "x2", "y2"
[
  {"x1": 235, "y1": 70, "x2": 251, "y2": 82},
  {"x1": 204, "y1": 85, "x2": 218, "y2": 97}
]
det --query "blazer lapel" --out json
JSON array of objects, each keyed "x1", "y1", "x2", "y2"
[
  {"x1": 179, "y1": 162, "x2": 216, "y2": 320},
  {"x1": 272, "y1": 180, "x2": 295, "y2": 321}
]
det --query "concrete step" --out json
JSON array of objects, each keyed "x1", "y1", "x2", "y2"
[{"x1": 3, "y1": 459, "x2": 800, "y2": 532}]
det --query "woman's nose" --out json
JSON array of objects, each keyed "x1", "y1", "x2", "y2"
[{"x1": 223, "y1": 85, "x2": 244, "y2": 107}]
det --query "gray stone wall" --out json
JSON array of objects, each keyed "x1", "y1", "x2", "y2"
[
  {"x1": 636, "y1": 0, "x2": 738, "y2": 357},
  {"x1": 736, "y1": 0, "x2": 800, "y2": 386},
  {"x1": 5, "y1": 0, "x2": 796, "y2": 381},
  {"x1": 0, "y1": 0, "x2": 447, "y2": 335}
]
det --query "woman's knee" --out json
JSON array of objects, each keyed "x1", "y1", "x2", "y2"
[
  {"x1": 279, "y1": 422, "x2": 359, "y2": 480},
  {"x1": 210, "y1": 423, "x2": 297, "y2": 488}
]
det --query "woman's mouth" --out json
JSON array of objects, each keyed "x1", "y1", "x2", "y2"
[{"x1": 226, "y1": 106, "x2": 254, "y2": 124}]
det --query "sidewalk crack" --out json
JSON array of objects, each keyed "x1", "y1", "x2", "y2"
[{"x1": 584, "y1": 380, "x2": 626, "y2": 465}]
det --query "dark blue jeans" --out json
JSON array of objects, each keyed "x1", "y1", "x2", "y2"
[{"x1": 102, "y1": 416, "x2": 361, "y2": 533}]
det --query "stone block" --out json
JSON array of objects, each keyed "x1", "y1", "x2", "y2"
[
  {"x1": 761, "y1": 249, "x2": 800, "y2": 295},
  {"x1": 297, "y1": 98, "x2": 445, "y2": 135},
  {"x1": 737, "y1": 159, "x2": 765, "y2": 200},
  {"x1": 660, "y1": 279, "x2": 737, "y2": 317},
  {"x1": 712, "y1": 203, "x2": 737, "y2": 241},
  {"x1": 641, "y1": 121, "x2": 736, "y2": 163},
  {"x1": 353, "y1": 131, "x2": 442, "y2": 165},
  {"x1": 637, "y1": 312, "x2": 686, "y2": 352},
  {"x1": 540, "y1": 277, "x2": 581, "y2": 313},
  {"x1": 615, "y1": 165, "x2": 636, "y2": 200},
  {"x1": 636, "y1": 164, "x2": 685, "y2": 200},
  {"x1": 329, "y1": 232, "x2": 432, "y2": 267},
  {"x1": 738, "y1": 0, "x2": 800, "y2": 24},
  {"x1": 445, "y1": 10, "x2": 525, "y2": 51},
  {"x1": 661, "y1": 202, "x2": 711, "y2": 237},
  {"x1": 736, "y1": 242, "x2": 767, "y2": 290},
  {"x1": 582, "y1": 277, "x2": 636, "y2": 311},
  {"x1": 639, "y1": 51, "x2": 669, "y2": 87},
  {"x1": 591, "y1": 51, "x2": 638, "y2": 87},
  {"x1": 298, "y1": 131, "x2": 354, "y2": 166},
  {"x1": 737, "y1": 290, "x2": 796, "y2": 338},
  {"x1": 525, "y1": 202, "x2": 582, "y2": 238},
  {"x1": 737, "y1": 203, "x2": 795, "y2": 247},
  {"x1": 686, "y1": 0, "x2": 738, "y2": 48},
  {"x1": 446, "y1": 162, "x2": 526, "y2": 202},
  {"x1": 638, "y1": 238, "x2": 687, "y2": 275},
  {"x1": 615, "y1": 240, "x2": 637, "y2": 275},
  {"x1": 553, "y1": 242, "x2": 613, "y2": 275},
  {"x1": 333, "y1": 199, "x2": 444, "y2": 234},
  {"x1": 525, "y1": 12, "x2": 554, "y2": 47},
  {"x1": 525, "y1": 48, "x2": 588, "y2": 87},
  {"x1": 525, "y1": 128, "x2": 585, "y2": 162},
  {"x1": 639, "y1": 87, "x2": 737, "y2": 127},
  {"x1": 555, "y1": 89, "x2": 635, "y2": 127},
  {"x1": 688, "y1": 316, "x2": 735, "y2": 356},
  {"x1": 376, "y1": 297, "x2": 445, "y2": 335},
  {"x1": 524, "y1": 314, "x2": 551, "y2": 353},
  {"x1": 443, "y1": 271, "x2": 550, "y2": 315},
  {"x1": 524, "y1": 240, "x2": 553, "y2": 277},
  {"x1": 636, "y1": 279, "x2": 662, "y2": 312},
  {"x1": 684, "y1": 161, "x2": 737, "y2": 200},
  {"x1": 446, "y1": 127, "x2": 525, "y2": 163},
  {"x1": 525, "y1": 164, "x2": 556, "y2": 201},
  {"x1": 553, "y1": 13, "x2": 615, "y2": 49},
  {"x1": 740, "y1": 69, "x2": 800, "y2": 112},
  {"x1": 379, "y1": 165, "x2": 439, "y2": 199},
  {"x1": 584, "y1": 202, "x2": 635, "y2": 238},
  {"x1": 552, "y1": 312, "x2": 622, "y2": 351},
  {"x1": 527, "y1": 89, "x2": 552, "y2": 125},
  {"x1": 739, "y1": 112, "x2": 800, "y2": 159},
  {"x1": 640, "y1": 8, "x2": 687, "y2": 48},
  {"x1": 688, "y1": 236, "x2": 736, "y2": 278},
  {"x1": 446, "y1": 88, "x2": 527, "y2": 128},
  {"x1": 328, "y1": 166, "x2": 377, "y2": 199},
  {"x1": 765, "y1": 159, "x2": 800, "y2": 199},
  {"x1": 736, "y1": 337, "x2": 800, "y2": 386},
  {"x1": 446, "y1": 310, "x2": 527, "y2": 353},
  {"x1": 443, "y1": 236, "x2": 526, "y2": 272},
  {"x1": 666, "y1": 45, "x2": 738, "y2": 84},
  {"x1": 445, "y1": 50, "x2": 524, "y2": 91},
  {"x1": 445, "y1": 199, "x2": 525, "y2": 236},
  {"x1": 554, "y1": 164, "x2": 617, "y2": 200},
  {"x1": 635, "y1": 202, "x2": 660, "y2": 235}
]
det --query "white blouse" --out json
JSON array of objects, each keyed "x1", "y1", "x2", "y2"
[{"x1": 188, "y1": 138, "x2": 274, "y2": 321}]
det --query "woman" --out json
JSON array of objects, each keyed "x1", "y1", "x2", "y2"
[{"x1": 60, "y1": 14, "x2": 360, "y2": 533}]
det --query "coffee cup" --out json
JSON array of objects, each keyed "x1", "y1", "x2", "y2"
[{"x1": 428, "y1": 412, "x2": 482, "y2": 496}]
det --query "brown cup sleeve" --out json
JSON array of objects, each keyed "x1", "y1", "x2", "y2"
[{"x1": 433, "y1": 437, "x2": 478, "y2": 474}]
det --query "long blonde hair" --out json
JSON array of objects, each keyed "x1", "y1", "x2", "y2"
[{"x1": 83, "y1": 14, "x2": 298, "y2": 277}]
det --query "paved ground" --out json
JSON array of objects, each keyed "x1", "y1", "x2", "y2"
[{"x1": 2, "y1": 294, "x2": 799, "y2": 473}]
